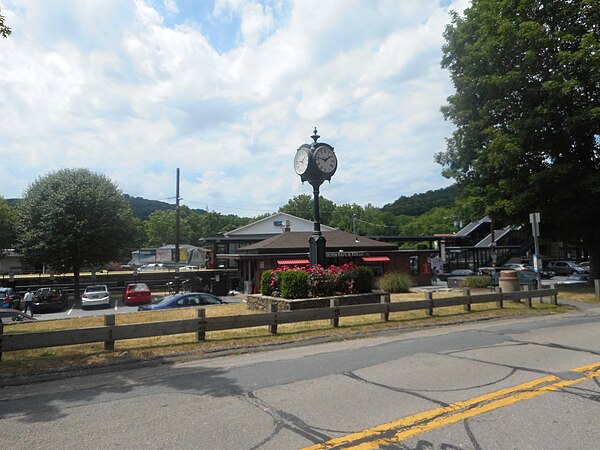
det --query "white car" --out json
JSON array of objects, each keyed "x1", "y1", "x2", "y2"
[
  {"x1": 138, "y1": 263, "x2": 164, "y2": 271},
  {"x1": 81, "y1": 285, "x2": 111, "y2": 309},
  {"x1": 180, "y1": 265, "x2": 198, "y2": 271}
]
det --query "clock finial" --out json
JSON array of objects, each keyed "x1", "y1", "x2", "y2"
[{"x1": 311, "y1": 127, "x2": 320, "y2": 143}]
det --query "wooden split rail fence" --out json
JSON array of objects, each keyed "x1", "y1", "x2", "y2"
[{"x1": 0, "y1": 288, "x2": 558, "y2": 361}]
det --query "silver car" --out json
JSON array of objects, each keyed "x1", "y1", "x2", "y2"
[
  {"x1": 546, "y1": 261, "x2": 588, "y2": 276},
  {"x1": 81, "y1": 285, "x2": 111, "y2": 309}
]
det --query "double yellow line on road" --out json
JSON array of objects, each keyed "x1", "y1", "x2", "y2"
[{"x1": 303, "y1": 361, "x2": 600, "y2": 450}]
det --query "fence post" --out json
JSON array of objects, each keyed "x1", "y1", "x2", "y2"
[
  {"x1": 197, "y1": 308, "x2": 206, "y2": 341},
  {"x1": 425, "y1": 292, "x2": 433, "y2": 316},
  {"x1": 380, "y1": 294, "x2": 390, "y2": 322},
  {"x1": 462, "y1": 289, "x2": 471, "y2": 312},
  {"x1": 595, "y1": 279, "x2": 600, "y2": 301},
  {"x1": 550, "y1": 283, "x2": 558, "y2": 305},
  {"x1": 104, "y1": 314, "x2": 115, "y2": 350},
  {"x1": 497, "y1": 287, "x2": 503, "y2": 309},
  {"x1": 523, "y1": 285, "x2": 532, "y2": 308},
  {"x1": 0, "y1": 320, "x2": 3, "y2": 362},
  {"x1": 330, "y1": 298, "x2": 340, "y2": 328},
  {"x1": 269, "y1": 303, "x2": 278, "y2": 334}
]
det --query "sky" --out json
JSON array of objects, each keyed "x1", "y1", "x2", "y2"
[{"x1": 0, "y1": 0, "x2": 470, "y2": 217}]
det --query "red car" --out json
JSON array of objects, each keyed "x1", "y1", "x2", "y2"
[{"x1": 123, "y1": 283, "x2": 152, "y2": 306}]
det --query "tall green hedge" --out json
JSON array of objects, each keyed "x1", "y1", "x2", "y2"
[
  {"x1": 260, "y1": 270, "x2": 274, "y2": 296},
  {"x1": 354, "y1": 266, "x2": 374, "y2": 293},
  {"x1": 280, "y1": 270, "x2": 309, "y2": 299}
]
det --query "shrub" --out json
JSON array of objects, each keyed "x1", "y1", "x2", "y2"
[
  {"x1": 464, "y1": 275, "x2": 491, "y2": 289},
  {"x1": 378, "y1": 272, "x2": 412, "y2": 293},
  {"x1": 280, "y1": 269, "x2": 309, "y2": 299},
  {"x1": 354, "y1": 266, "x2": 374, "y2": 293},
  {"x1": 260, "y1": 270, "x2": 274, "y2": 295}
]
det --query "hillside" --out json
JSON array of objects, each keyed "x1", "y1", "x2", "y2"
[{"x1": 381, "y1": 185, "x2": 458, "y2": 216}]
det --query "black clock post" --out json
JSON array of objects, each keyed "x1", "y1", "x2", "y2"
[{"x1": 294, "y1": 128, "x2": 338, "y2": 267}]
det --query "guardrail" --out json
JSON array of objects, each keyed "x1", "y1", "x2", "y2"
[{"x1": 0, "y1": 288, "x2": 558, "y2": 361}]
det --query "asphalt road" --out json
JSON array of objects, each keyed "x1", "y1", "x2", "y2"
[{"x1": 2, "y1": 298, "x2": 600, "y2": 449}]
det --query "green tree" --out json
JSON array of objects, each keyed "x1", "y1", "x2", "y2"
[
  {"x1": 145, "y1": 209, "x2": 192, "y2": 247},
  {"x1": 0, "y1": 197, "x2": 17, "y2": 250},
  {"x1": 17, "y1": 169, "x2": 135, "y2": 300},
  {"x1": 1, "y1": 6, "x2": 11, "y2": 38},
  {"x1": 330, "y1": 203, "x2": 364, "y2": 232},
  {"x1": 438, "y1": 0, "x2": 600, "y2": 279},
  {"x1": 279, "y1": 194, "x2": 336, "y2": 225}
]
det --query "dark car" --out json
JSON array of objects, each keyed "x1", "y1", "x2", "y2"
[
  {"x1": 33, "y1": 287, "x2": 68, "y2": 312},
  {"x1": 0, "y1": 308, "x2": 36, "y2": 324},
  {"x1": 523, "y1": 265, "x2": 555, "y2": 279},
  {"x1": 0, "y1": 287, "x2": 21, "y2": 310},
  {"x1": 138, "y1": 292, "x2": 226, "y2": 311},
  {"x1": 124, "y1": 283, "x2": 152, "y2": 306},
  {"x1": 546, "y1": 260, "x2": 588, "y2": 276}
]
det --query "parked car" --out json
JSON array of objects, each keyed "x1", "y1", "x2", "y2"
[
  {"x1": 138, "y1": 292, "x2": 226, "y2": 311},
  {"x1": 81, "y1": 285, "x2": 111, "y2": 309},
  {"x1": 0, "y1": 287, "x2": 21, "y2": 310},
  {"x1": 546, "y1": 261, "x2": 589, "y2": 275},
  {"x1": 477, "y1": 267, "x2": 538, "y2": 287},
  {"x1": 0, "y1": 308, "x2": 36, "y2": 324},
  {"x1": 123, "y1": 283, "x2": 152, "y2": 306},
  {"x1": 503, "y1": 263, "x2": 554, "y2": 279},
  {"x1": 180, "y1": 265, "x2": 199, "y2": 271},
  {"x1": 503, "y1": 263, "x2": 530, "y2": 271},
  {"x1": 138, "y1": 263, "x2": 165, "y2": 272},
  {"x1": 562, "y1": 274, "x2": 590, "y2": 285},
  {"x1": 438, "y1": 269, "x2": 475, "y2": 281},
  {"x1": 523, "y1": 265, "x2": 555, "y2": 279},
  {"x1": 32, "y1": 287, "x2": 68, "y2": 312}
]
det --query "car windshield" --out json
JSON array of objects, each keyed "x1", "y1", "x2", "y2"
[
  {"x1": 128, "y1": 284, "x2": 149, "y2": 291},
  {"x1": 154, "y1": 294, "x2": 179, "y2": 306}
]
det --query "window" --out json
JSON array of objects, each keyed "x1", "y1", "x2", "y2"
[{"x1": 410, "y1": 256, "x2": 420, "y2": 275}]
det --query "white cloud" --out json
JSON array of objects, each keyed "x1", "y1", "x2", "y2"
[{"x1": 0, "y1": 0, "x2": 470, "y2": 215}]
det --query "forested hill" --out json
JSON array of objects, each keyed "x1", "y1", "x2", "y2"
[
  {"x1": 381, "y1": 185, "x2": 458, "y2": 216},
  {"x1": 123, "y1": 195, "x2": 206, "y2": 220}
]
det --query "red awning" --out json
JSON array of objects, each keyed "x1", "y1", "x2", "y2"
[
  {"x1": 361, "y1": 256, "x2": 391, "y2": 263},
  {"x1": 277, "y1": 259, "x2": 310, "y2": 266}
]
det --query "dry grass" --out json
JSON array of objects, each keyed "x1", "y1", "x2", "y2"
[
  {"x1": 556, "y1": 284, "x2": 600, "y2": 303},
  {"x1": 0, "y1": 289, "x2": 581, "y2": 379}
]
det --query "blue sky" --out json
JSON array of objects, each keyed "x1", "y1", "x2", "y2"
[{"x1": 0, "y1": 0, "x2": 469, "y2": 216}]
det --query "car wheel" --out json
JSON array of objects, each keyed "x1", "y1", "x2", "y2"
[{"x1": 572, "y1": 270, "x2": 578, "y2": 275}]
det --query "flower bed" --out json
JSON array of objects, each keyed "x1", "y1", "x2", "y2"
[
  {"x1": 261, "y1": 263, "x2": 374, "y2": 299},
  {"x1": 245, "y1": 291, "x2": 388, "y2": 311}
]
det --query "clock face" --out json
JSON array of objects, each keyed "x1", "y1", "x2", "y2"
[
  {"x1": 294, "y1": 147, "x2": 309, "y2": 175},
  {"x1": 315, "y1": 145, "x2": 337, "y2": 174}
]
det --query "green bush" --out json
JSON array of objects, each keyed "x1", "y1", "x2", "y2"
[
  {"x1": 280, "y1": 269, "x2": 309, "y2": 299},
  {"x1": 378, "y1": 272, "x2": 412, "y2": 293},
  {"x1": 354, "y1": 266, "x2": 374, "y2": 293},
  {"x1": 464, "y1": 275, "x2": 491, "y2": 289},
  {"x1": 260, "y1": 270, "x2": 274, "y2": 295}
]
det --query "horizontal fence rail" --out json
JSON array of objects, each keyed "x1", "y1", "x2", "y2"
[{"x1": 0, "y1": 288, "x2": 558, "y2": 359}]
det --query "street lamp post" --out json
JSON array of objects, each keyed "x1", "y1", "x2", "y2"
[{"x1": 294, "y1": 128, "x2": 338, "y2": 267}]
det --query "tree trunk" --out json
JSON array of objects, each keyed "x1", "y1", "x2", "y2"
[
  {"x1": 590, "y1": 245, "x2": 600, "y2": 288},
  {"x1": 73, "y1": 265, "x2": 81, "y2": 306}
]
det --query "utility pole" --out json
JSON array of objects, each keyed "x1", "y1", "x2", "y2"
[
  {"x1": 175, "y1": 168, "x2": 180, "y2": 293},
  {"x1": 530, "y1": 212, "x2": 542, "y2": 299}
]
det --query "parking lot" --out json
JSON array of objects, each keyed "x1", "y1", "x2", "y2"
[{"x1": 29, "y1": 292, "x2": 245, "y2": 321}]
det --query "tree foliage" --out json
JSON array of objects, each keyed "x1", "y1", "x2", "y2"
[
  {"x1": 438, "y1": 0, "x2": 600, "y2": 277},
  {"x1": 382, "y1": 186, "x2": 459, "y2": 216},
  {"x1": 0, "y1": 6, "x2": 11, "y2": 38},
  {"x1": 279, "y1": 194, "x2": 335, "y2": 225},
  {"x1": 0, "y1": 197, "x2": 17, "y2": 249},
  {"x1": 17, "y1": 169, "x2": 135, "y2": 297}
]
